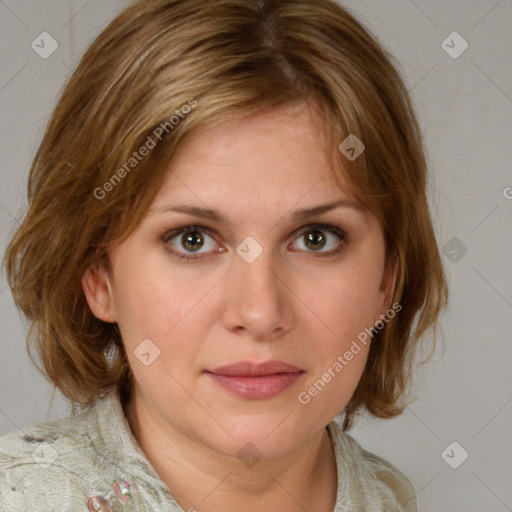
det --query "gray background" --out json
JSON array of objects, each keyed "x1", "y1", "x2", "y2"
[{"x1": 1, "y1": 1, "x2": 511, "y2": 511}]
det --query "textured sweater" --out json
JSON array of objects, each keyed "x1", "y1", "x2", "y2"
[{"x1": 0, "y1": 391, "x2": 416, "y2": 511}]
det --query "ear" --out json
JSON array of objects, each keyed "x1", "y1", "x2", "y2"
[
  {"x1": 377, "y1": 250, "x2": 399, "y2": 319},
  {"x1": 81, "y1": 262, "x2": 116, "y2": 323}
]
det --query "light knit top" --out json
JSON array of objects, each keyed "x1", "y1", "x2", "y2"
[{"x1": 0, "y1": 391, "x2": 417, "y2": 511}]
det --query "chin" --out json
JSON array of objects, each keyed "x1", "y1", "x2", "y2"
[{"x1": 201, "y1": 412, "x2": 315, "y2": 461}]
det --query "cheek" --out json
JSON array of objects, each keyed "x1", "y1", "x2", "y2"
[
  {"x1": 111, "y1": 252, "x2": 221, "y2": 378},
  {"x1": 304, "y1": 262, "x2": 383, "y2": 342},
  {"x1": 293, "y1": 252, "x2": 383, "y2": 410},
  {"x1": 111, "y1": 248, "x2": 198, "y2": 335},
  {"x1": 114, "y1": 272, "x2": 172, "y2": 337},
  {"x1": 296, "y1": 335, "x2": 370, "y2": 421}
]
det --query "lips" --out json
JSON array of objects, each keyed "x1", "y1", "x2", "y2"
[
  {"x1": 205, "y1": 360, "x2": 305, "y2": 399},
  {"x1": 209, "y1": 360, "x2": 303, "y2": 377}
]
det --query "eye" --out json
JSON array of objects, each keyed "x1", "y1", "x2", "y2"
[
  {"x1": 290, "y1": 223, "x2": 347, "y2": 254},
  {"x1": 163, "y1": 226, "x2": 221, "y2": 260},
  {"x1": 162, "y1": 222, "x2": 347, "y2": 262}
]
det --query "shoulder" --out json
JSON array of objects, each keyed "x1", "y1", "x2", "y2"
[
  {"x1": 0, "y1": 407, "x2": 109, "y2": 510},
  {"x1": 0, "y1": 407, "x2": 93, "y2": 469},
  {"x1": 328, "y1": 421, "x2": 417, "y2": 512}
]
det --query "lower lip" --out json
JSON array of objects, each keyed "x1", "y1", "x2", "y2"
[{"x1": 205, "y1": 372, "x2": 304, "y2": 399}]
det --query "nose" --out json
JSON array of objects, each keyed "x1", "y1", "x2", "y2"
[{"x1": 221, "y1": 245, "x2": 295, "y2": 341}]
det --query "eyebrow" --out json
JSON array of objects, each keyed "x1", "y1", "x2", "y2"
[{"x1": 151, "y1": 198, "x2": 367, "y2": 224}]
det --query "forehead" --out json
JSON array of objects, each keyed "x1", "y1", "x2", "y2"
[{"x1": 149, "y1": 102, "x2": 356, "y2": 213}]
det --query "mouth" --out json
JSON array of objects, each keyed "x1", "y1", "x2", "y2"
[{"x1": 204, "y1": 361, "x2": 305, "y2": 399}]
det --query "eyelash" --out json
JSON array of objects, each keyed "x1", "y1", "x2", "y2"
[{"x1": 162, "y1": 223, "x2": 348, "y2": 261}]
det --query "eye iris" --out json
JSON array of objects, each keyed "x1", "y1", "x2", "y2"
[
  {"x1": 182, "y1": 231, "x2": 204, "y2": 251},
  {"x1": 305, "y1": 230, "x2": 326, "y2": 250}
]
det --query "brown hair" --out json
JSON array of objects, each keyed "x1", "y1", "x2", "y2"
[{"x1": 3, "y1": 0, "x2": 447, "y2": 429}]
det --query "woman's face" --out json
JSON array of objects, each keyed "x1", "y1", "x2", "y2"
[{"x1": 84, "y1": 102, "x2": 395, "y2": 460}]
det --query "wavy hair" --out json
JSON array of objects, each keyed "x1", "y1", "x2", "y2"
[{"x1": 3, "y1": 0, "x2": 447, "y2": 429}]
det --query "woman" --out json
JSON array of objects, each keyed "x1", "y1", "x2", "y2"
[{"x1": 0, "y1": 0, "x2": 447, "y2": 510}]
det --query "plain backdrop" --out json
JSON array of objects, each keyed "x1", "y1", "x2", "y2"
[{"x1": 1, "y1": 1, "x2": 511, "y2": 511}]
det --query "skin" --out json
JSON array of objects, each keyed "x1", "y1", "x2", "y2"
[{"x1": 82, "y1": 101, "x2": 397, "y2": 512}]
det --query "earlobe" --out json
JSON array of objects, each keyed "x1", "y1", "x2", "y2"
[{"x1": 81, "y1": 263, "x2": 116, "y2": 323}]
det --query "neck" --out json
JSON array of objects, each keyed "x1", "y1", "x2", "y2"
[{"x1": 123, "y1": 393, "x2": 338, "y2": 512}]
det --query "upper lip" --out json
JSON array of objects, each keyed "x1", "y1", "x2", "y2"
[{"x1": 207, "y1": 360, "x2": 303, "y2": 377}]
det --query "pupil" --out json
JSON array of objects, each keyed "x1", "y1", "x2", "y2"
[
  {"x1": 182, "y1": 231, "x2": 203, "y2": 251},
  {"x1": 305, "y1": 230, "x2": 326, "y2": 250}
]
